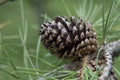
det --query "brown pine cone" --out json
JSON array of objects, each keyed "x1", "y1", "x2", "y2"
[{"x1": 39, "y1": 16, "x2": 98, "y2": 58}]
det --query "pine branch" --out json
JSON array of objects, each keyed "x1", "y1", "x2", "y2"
[
  {"x1": 98, "y1": 40, "x2": 120, "y2": 80},
  {"x1": 38, "y1": 40, "x2": 120, "y2": 80}
]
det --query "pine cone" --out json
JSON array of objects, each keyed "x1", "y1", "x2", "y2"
[{"x1": 39, "y1": 16, "x2": 98, "y2": 58}]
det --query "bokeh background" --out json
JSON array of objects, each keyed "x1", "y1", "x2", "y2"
[{"x1": 0, "y1": 0, "x2": 120, "y2": 80}]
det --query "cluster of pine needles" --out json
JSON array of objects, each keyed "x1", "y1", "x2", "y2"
[{"x1": 0, "y1": 0, "x2": 120, "y2": 80}]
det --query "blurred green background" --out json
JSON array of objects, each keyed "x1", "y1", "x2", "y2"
[{"x1": 0, "y1": 0, "x2": 120, "y2": 80}]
